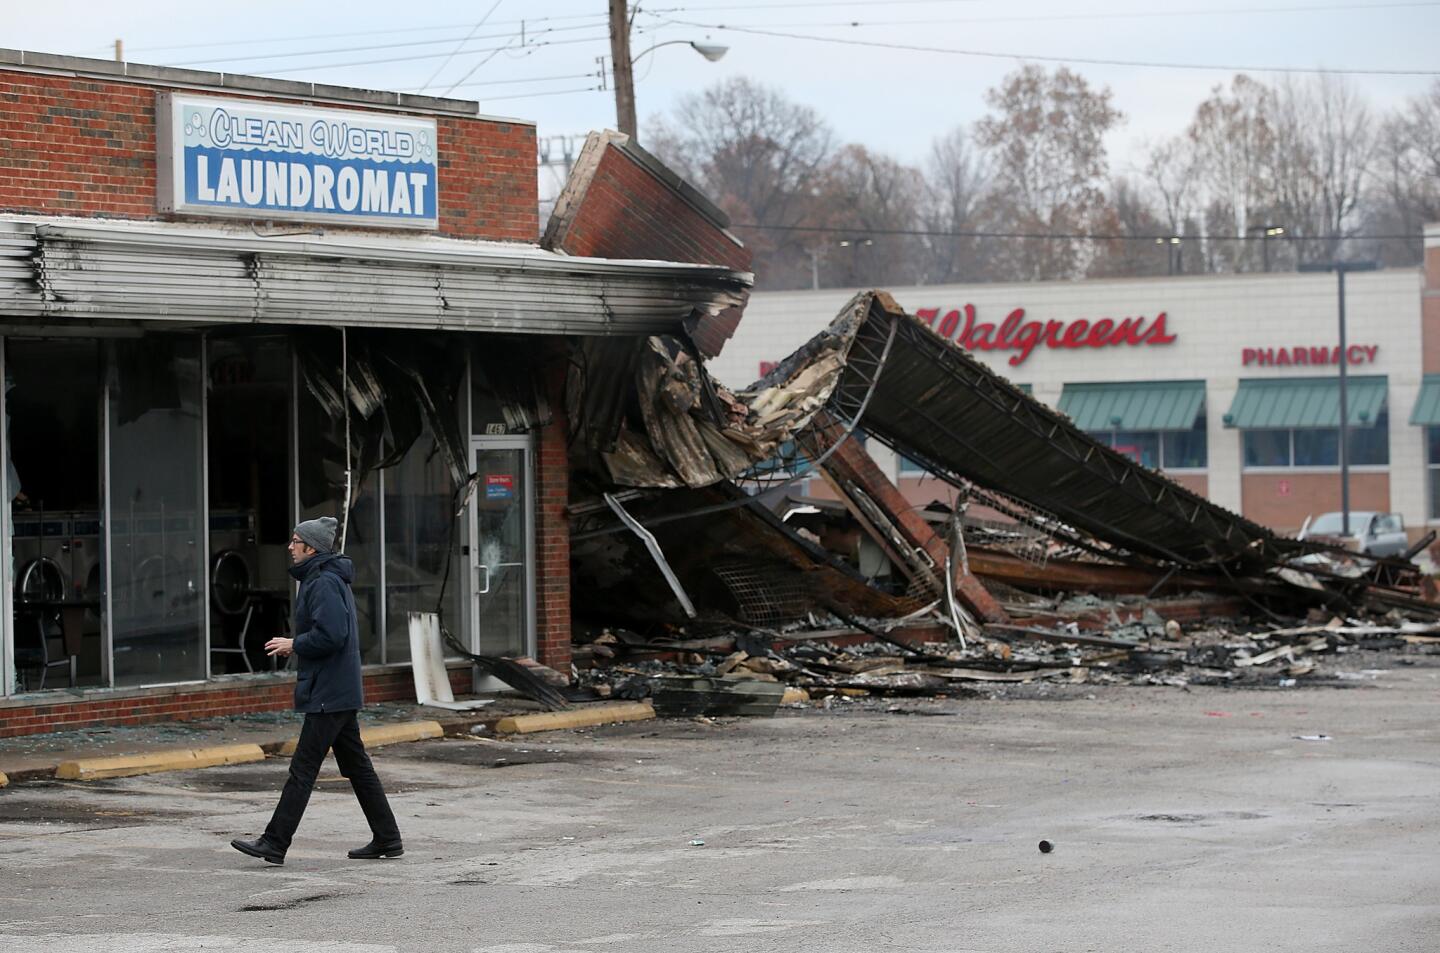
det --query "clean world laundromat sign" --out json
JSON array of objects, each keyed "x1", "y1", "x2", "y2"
[{"x1": 156, "y1": 93, "x2": 439, "y2": 229}]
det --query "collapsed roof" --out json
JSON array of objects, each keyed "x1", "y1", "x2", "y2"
[{"x1": 752, "y1": 291, "x2": 1295, "y2": 571}]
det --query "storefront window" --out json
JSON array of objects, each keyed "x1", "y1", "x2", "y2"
[
  {"x1": 1429, "y1": 428, "x2": 1440, "y2": 519},
  {"x1": 384, "y1": 426, "x2": 463, "y2": 664},
  {"x1": 207, "y1": 336, "x2": 292, "y2": 673},
  {"x1": 8, "y1": 339, "x2": 104, "y2": 691},
  {"x1": 1091, "y1": 419, "x2": 1207, "y2": 471},
  {"x1": 1110, "y1": 431, "x2": 1160, "y2": 469},
  {"x1": 297, "y1": 387, "x2": 382, "y2": 664},
  {"x1": 1349, "y1": 410, "x2": 1390, "y2": 466},
  {"x1": 1243, "y1": 430, "x2": 1291, "y2": 467},
  {"x1": 109, "y1": 336, "x2": 206, "y2": 687},
  {"x1": 1293, "y1": 429, "x2": 1339, "y2": 467},
  {"x1": 1161, "y1": 420, "x2": 1208, "y2": 470},
  {"x1": 1243, "y1": 415, "x2": 1388, "y2": 469}
]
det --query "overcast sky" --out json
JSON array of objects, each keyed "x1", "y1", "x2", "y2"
[{"x1": 8, "y1": 0, "x2": 1439, "y2": 189}]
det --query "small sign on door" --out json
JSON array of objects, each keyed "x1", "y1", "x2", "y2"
[{"x1": 486, "y1": 474, "x2": 515, "y2": 500}]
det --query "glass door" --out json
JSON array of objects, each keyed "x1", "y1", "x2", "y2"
[{"x1": 468, "y1": 437, "x2": 533, "y2": 660}]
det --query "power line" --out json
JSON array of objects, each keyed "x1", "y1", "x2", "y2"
[
  {"x1": 117, "y1": 12, "x2": 611, "y2": 55},
  {"x1": 164, "y1": 21, "x2": 599, "y2": 67},
  {"x1": 213, "y1": 33, "x2": 614, "y2": 77},
  {"x1": 402, "y1": 72, "x2": 597, "y2": 92},
  {"x1": 655, "y1": 0, "x2": 988, "y2": 9},
  {"x1": 474, "y1": 85, "x2": 605, "y2": 103},
  {"x1": 419, "y1": 0, "x2": 506, "y2": 94},
  {"x1": 656, "y1": 1, "x2": 1440, "y2": 30},
  {"x1": 728, "y1": 222, "x2": 1422, "y2": 243},
  {"x1": 659, "y1": 17, "x2": 1440, "y2": 76},
  {"x1": 440, "y1": 40, "x2": 519, "y2": 98}
]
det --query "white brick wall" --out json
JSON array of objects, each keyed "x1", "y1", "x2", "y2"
[{"x1": 713, "y1": 271, "x2": 1426, "y2": 530}]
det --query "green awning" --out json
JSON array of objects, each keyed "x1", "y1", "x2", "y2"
[
  {"x1": 1224, "y1": 375, "x2": 1387, "y2": 429},
  {"x1": 1058, "y1": 380, "x2": 1204, "y2": 431},
  {"x1": 1411, "y1": 375, "x2": 1440, "y2": 425}
]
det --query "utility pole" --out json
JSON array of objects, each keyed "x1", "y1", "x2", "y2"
[
  {"x1": 608, "y1": 0, "x2": 637, "y2": 138},
  {"x1": 1299, "y1": 260, "x2": 1378, "y2": 538}
]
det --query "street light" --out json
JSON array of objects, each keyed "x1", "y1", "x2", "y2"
[
  {"x1": 631, "y1": 39, "x2": 730, "y2": 66},
  {"x1": 808, "y1": 237, "x2": 873, "y2": 289},
  {"x1": 608, "y1": 1, "x2": 728, "y2": 139},
  {"x1": 1298, "y1": 259, "x2": 1379, "y2": 538},
  {"x1": 1154, "y1": 236, "x2": 1182, "y2": 275},
  {"x1": 1247, "y1": 223, "x2": 1286, "y2": 272}
]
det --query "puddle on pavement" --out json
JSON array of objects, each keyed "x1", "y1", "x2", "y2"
[{"x1": 1131, "y1": 811, "x2": 1267, "y2": 824}]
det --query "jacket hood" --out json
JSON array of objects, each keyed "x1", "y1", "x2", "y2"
[{"x1": 289, "y1": 551, "x2": 355, "y2": 584}]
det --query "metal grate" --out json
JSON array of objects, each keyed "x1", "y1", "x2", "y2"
[{"x1": 711, "y1": 561, "x2": 812, "y2": 627}]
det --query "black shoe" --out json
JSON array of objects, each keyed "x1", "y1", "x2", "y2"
[
  {"x1": 348, "y1": 838, "x2": 404, "y2": 859},
  {"x1": 231, "y1": 836, "x2": 286, "y2": 865}
]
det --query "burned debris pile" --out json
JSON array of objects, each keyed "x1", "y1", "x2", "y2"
[{"x1": 564, "y1": 291, "x2": 1440, "y2": 708}]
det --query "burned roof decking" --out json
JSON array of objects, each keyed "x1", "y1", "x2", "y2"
[{"x1": 794, "y1": 292, "x2": 1292, "y2": 569}]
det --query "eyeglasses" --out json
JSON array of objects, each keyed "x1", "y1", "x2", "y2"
[{"x1": 289, "y1": 537, "x2": 304, "y2": 545}]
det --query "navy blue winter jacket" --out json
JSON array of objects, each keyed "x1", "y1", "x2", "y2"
[{"x1": 289, "y1": 552, "x2": 364, "y2": 713}]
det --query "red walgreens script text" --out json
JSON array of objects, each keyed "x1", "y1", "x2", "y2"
[{"x1": 914, "y1": 305, "x2": 1177, "y2": 366}]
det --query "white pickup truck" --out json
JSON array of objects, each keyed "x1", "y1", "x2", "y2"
[{"x1": 1297, "y1": 510, "x2": 1410, "y2": 557}]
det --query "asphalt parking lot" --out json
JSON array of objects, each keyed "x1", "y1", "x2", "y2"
[{"x1": 2, "y1": 660, "x2": 1438, "y2": 953}]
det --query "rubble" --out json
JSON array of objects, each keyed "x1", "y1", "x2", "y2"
[
  {"x1": 561, "y1": 288, "x2": 1440, "y2": 714},
  {"x1": 570, "y1": 605, "x2": 1440, "y2": 706}
]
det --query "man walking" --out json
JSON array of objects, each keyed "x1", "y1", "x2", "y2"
[{"x1": 231, "y1": 516, "x2": 403, "y2": 865}]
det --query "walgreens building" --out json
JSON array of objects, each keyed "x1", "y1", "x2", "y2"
[{"x1": 712, "y1": 235, "x2": 1440, "y2": 540}]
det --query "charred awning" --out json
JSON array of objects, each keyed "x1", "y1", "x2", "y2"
[
  {"x1": 765, "y1": 292, "x2": 1292, "y2": 569},
  {"x1": 0, "y1": 218, "x2": 750, "y2": 336}
]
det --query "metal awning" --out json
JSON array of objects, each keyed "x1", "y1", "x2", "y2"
[
  {"x1": 0, "y1": 218, "x2": 751, "y2": 336},
  {"x1": 1410, "y1": 375, "x2": 1440, "y2": 426},
  {"x1": 1058, "y1": 380, "x2": 1204, "y2": 431},
  {"x1": 1224, "y1": 376, "x2": 1387, "y2": 429}
]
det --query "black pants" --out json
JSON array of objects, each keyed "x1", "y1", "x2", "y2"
[{"x1": 263, "y1": 709, "x2": 401, "y2": 852}]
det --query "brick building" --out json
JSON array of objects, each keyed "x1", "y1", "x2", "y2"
[{"x1": 0, "y1": 51, "x2": 748, "y2": 737}]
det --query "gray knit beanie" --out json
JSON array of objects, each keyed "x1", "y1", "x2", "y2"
[{"x1": 293, "y1": 516, "x2": 338, "y2": 553}]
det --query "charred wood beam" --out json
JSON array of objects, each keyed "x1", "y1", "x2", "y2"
[
  {"x1": 983, "y1": 624, "x2": 1140, "y2": 651},
  {"x1": 798, "y1": 408, "x2": 1008, "y2": 624}
]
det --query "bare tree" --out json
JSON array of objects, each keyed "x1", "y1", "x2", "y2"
[
  {"x1": 974, "y1": 64, "x2": 1124, "y2": 280},
  {"x1": 1186, "y1": 74, "x2": 1276, "y2": 272},
  {"x1": 811, "y1": 144, "x2": 927, "y2": 288},
  {"x1": 1365, "y1": 80, "x2": 1440, "y2": 266},
  {"x1": 919, "y1": 126, "x2": 992, "y2": 284},
  {"x1": 1267, "y1": 75, "x2": 1374, "y2": 265},
  {"x1": 646, "y1": 77, "x2": 835, "y2": 289},
  {"x1": 1141, "y1": 136, "x2": 1198, "y2": 236},
  {"x1": 1087, "y1": 177, "x2": 1170, "y2": 278}
]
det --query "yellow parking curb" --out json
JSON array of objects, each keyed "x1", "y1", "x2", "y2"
[
  {"x1": 276, "y1": 720, "x2": 445, "y2": 757},
  {"x1": 55, "y1": 743, "x2": 266, "y2": 781},
  {"x1": 496, "y1": 701, "x2": 655, "y2": 735}
]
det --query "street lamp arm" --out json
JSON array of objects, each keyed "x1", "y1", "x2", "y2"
[
  {"x1": 631, "y1": 39, "x2": 694, "y2": 65},
  {"x1": 630, "y1": 39, "x2": 728, "y2": 65}
]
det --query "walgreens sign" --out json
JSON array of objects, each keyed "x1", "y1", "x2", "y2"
[{"x1": 915, "y1": 304, "x2": 1177, "y2": 367}]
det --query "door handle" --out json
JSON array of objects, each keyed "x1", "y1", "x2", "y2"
[{"x1": 477, "y1": 564, "x2": 491, "y2": 595}]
